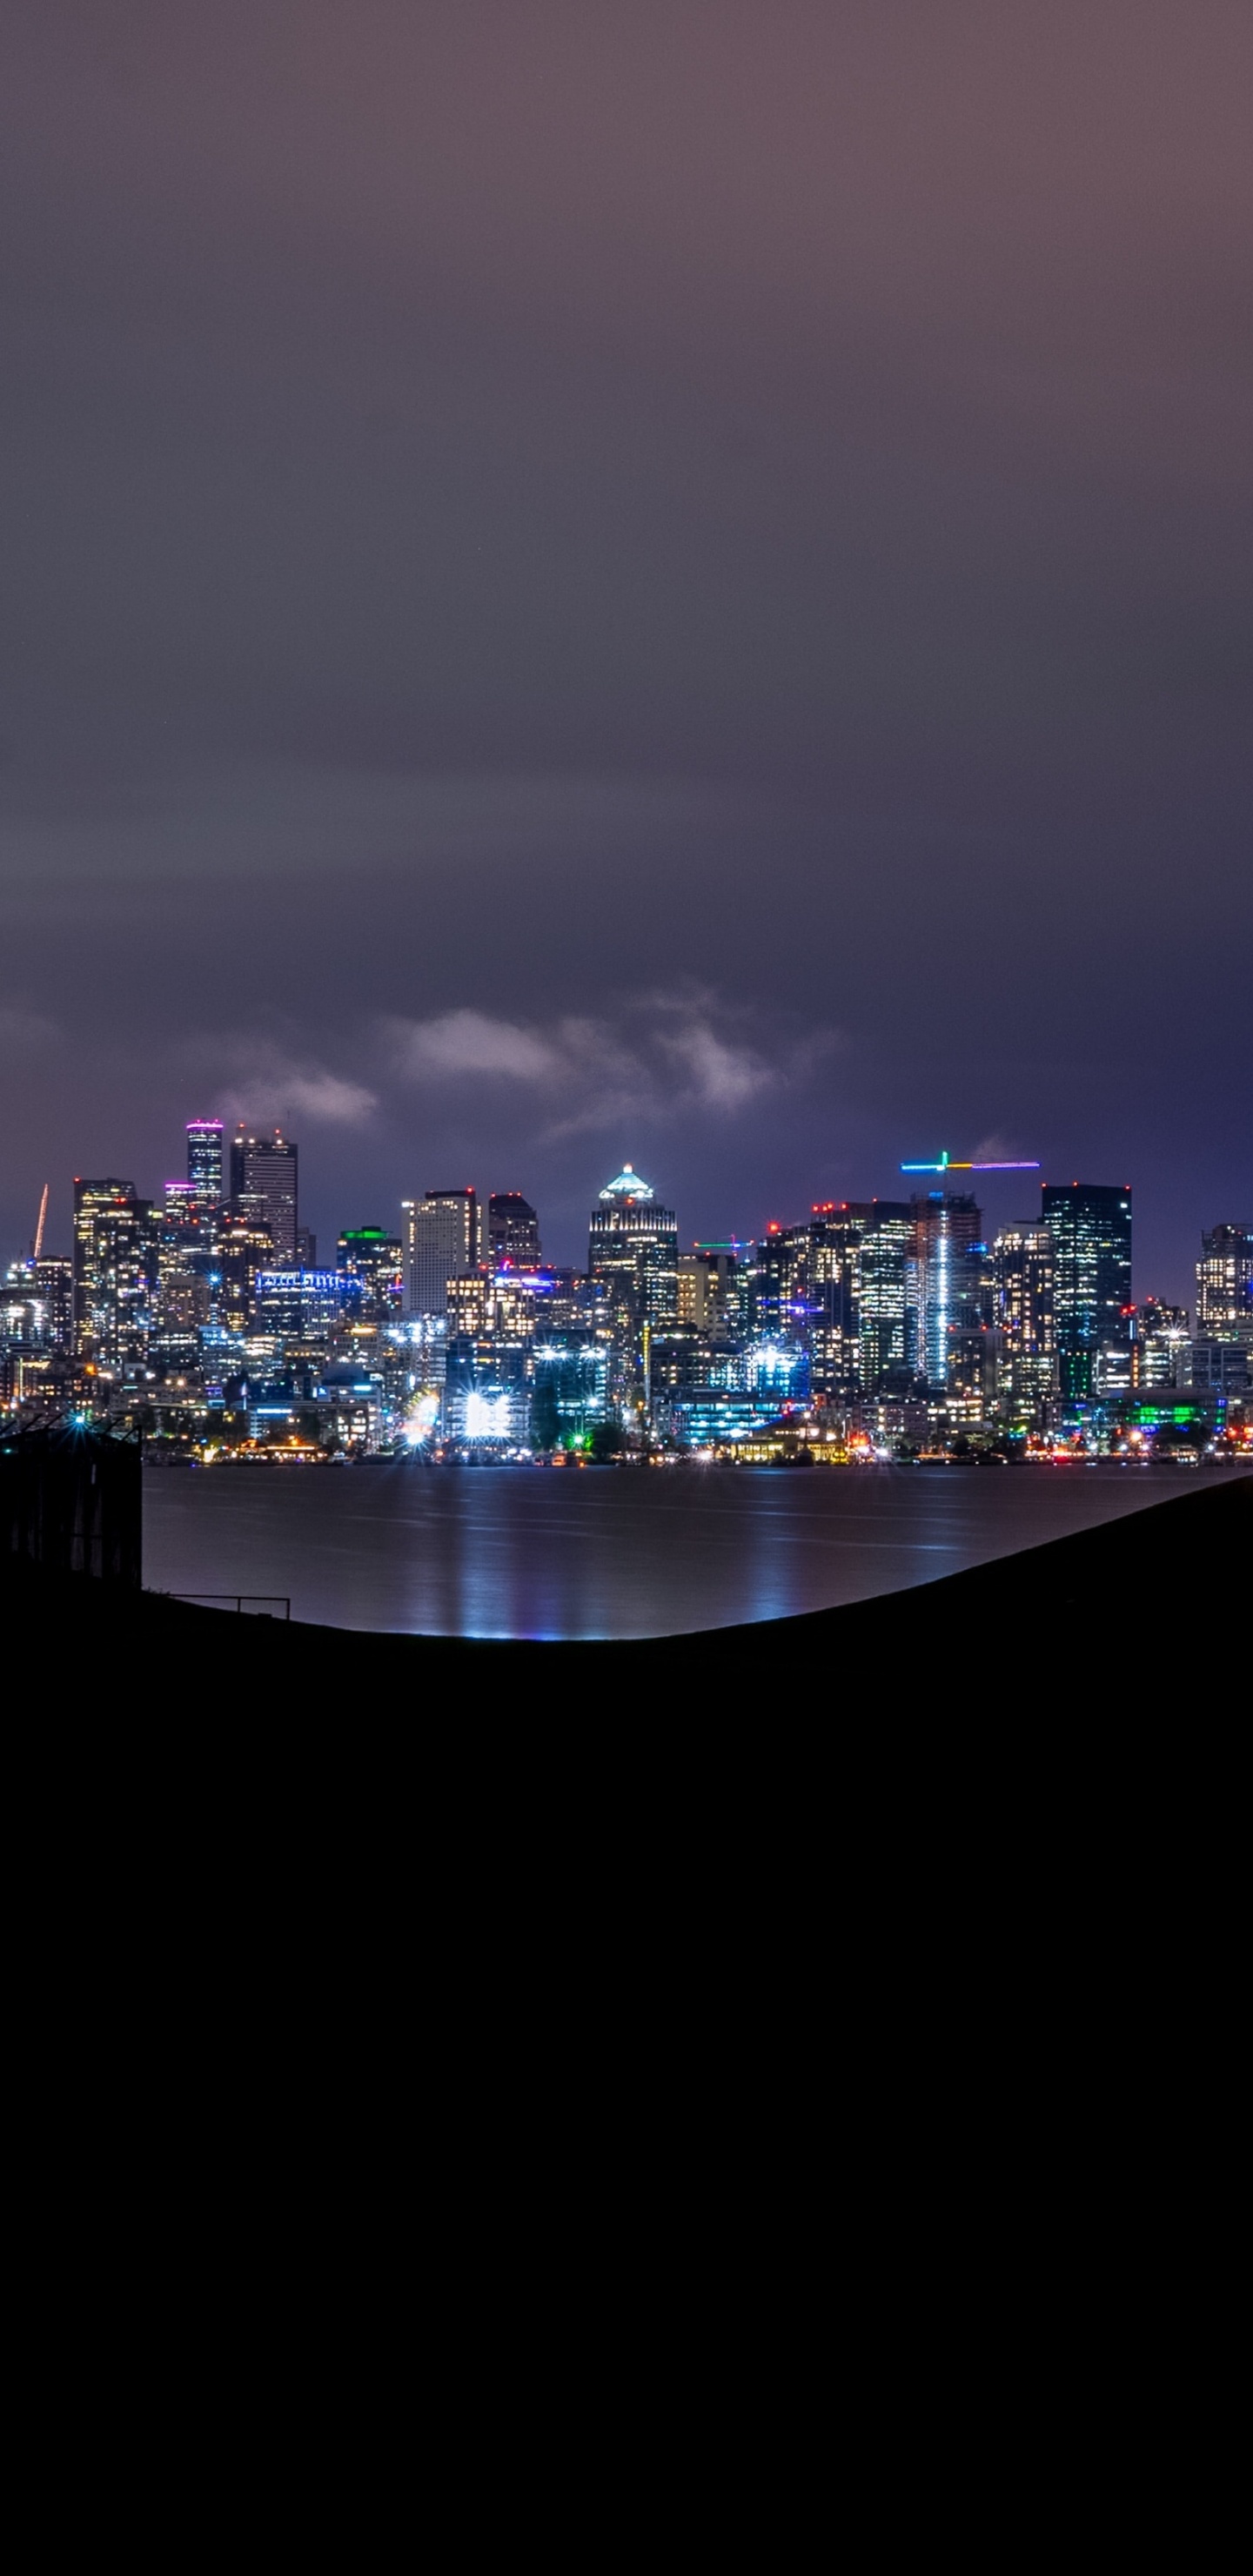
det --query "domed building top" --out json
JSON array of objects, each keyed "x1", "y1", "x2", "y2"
[{"x1": 599, "y1": 1163, "x2": 654, "y2": 1203}]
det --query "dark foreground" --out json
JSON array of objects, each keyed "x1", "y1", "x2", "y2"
[{"x1": 7, "y1": 1473, "x2": 1248, "y2": 1697}]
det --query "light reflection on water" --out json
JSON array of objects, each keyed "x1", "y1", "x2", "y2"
[{"x1": 142, "y1": 1459, "x2": 1230, "y2": 1640}]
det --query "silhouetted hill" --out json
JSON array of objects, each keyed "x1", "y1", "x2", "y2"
[{"x1": 6, "y1": 1474, "x2": 1247, "y2": 1696}]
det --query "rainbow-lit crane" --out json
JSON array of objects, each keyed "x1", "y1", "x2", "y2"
[{"x1": 900, "y1": 1150, "x2": 1040, "y2": 1174}]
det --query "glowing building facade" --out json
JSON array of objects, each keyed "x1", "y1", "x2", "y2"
[
  {"x1": 229, "y1": 1129, "x2": 298, "y2": 1266},
  {"x1": 1042, "y1": 1183, "x2": 1132, "y2": 1400},
  {"x1": 404, "y1": 1189, "x2": 481, "y2": 1315},
  {"x1": 1196, "y1": 1224, "x2": 1253, "y2": 1349}
]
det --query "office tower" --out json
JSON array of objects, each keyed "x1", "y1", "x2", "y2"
[
  {"x1": 678, "y1": 1243, "x2": 749, "y2": 1338},
  {"x1": 72, "y1": 1179, "x2": 157, "y2": 1376},
  {"x1": 807, "y1": 1204, "x2": 882, "y2": 1396},
  {"x1": 751, "y1": 1221, "x2": 809, "y2": 1342},
  {"x1": 214, "y1": 1206, "x2": 274, "y2": 1335},
  {"x1": 1183, "y1": 1338, "x2": 1250, "y2": 1397},
  {"x1": 404, "y1": 1190, "x2": 481, "y2": 1315},
  {"x1": 296, "y1": 1226, "x2": 318, "y2": 1271},
  {"x1": 338, "y1": 1228, "x2": 403, "y2": 1318},
  {"x1": 34, "y1": 1257, "x2": 74, "y2": 1352},
  {"x1": 488, "y1": 1193, "x2": 541, "y2": 1268},
  {"x1": 588, "y1": 1167, "x2": 679, "y2": 1400},
  {"x1": 530, "y1": 1332, "x2": 611, "y2": 1447},
  {"x1": 1136, "y1": 1298, "x2": 1190, "y2": 1388},
  {"x1": 908, "y1": 1193, "x2": 983, "y2": 1388},
  {"x1": 1042, "y1": 1183, "x2": 1133, "y2": 1400},
  {"x1": 186, "y1": 1119, "x2": 224, "y2": 1209},
  {"x1": 254, "y1": 1270, "x2": 349, "y2": 1343},
  {"x1": 857, "y1": 1204, "x2": 914, "y2": 1392},
  {"x1": 993, "y1": 1224, "x2": 1057, "y2": 1420},
  {"x1": 1196, "y1": 1224, "x2": 1253, "y2": 1348},
  {"x1": 229, "y1": 1128, "x2": 298, "y2": 1265}
]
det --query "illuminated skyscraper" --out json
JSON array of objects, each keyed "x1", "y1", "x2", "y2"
[
  {"x1": 909, "y1": 1193, "x2": 982, "y2": 1388},
  {"x1": 678, "y1": 1243, "x2": 749, "y2": 1337},
  {"x1": 1042, "y1": 1183, "x2": 1132, "y2": 1400},
  {"x1": 186, "y1": 1118, "x2": 224, "y2": 1209},
  {"x1": 993, "y1": 1224, "x2": 1056, "y2": 1420},
  {"x1": 338, "y1": 1227, "x2": 404, "y2": 1318},
  {"x1": 404, "y1": 1190, "x2": 481, "y2": 1315},
  {"x1": 488, "y1": 1193, "x2": 541, "y2": 1267},
  {"x1": 1196, "y1": 1224, "x2": 1253, "y2": 1348},
  {"x1": 72, "y1": 1178, "x2": 157, "y2": 1376},
  {"x1": 588, "y1": 1167, "x2": 678, "y2": 1406},
  {"x1": 857, "y1": 1204, "x2": 914, "y2": 1391},
  {"x1": 229, "y1": 1128, "x2": 298, "y2": 1265}
]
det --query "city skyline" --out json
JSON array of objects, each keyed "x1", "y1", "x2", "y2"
[
  {"x1": 5, "y1": 1097, "x2": 1249, "y2": 1467},
  {"x1": 1, "y1": 7, "x2": 1250, "y2": 1325},
  {"x1": 9, "y1": 1112, "x2": 1246, "y2": 1319}
]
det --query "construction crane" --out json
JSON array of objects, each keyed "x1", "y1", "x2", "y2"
[
  {"x1": 901, "y1": 1150, "x2": 1040, "y2": 1174},
  {"x1": 33, "y1": 1183, "x2": 49, "y2": 1261}
]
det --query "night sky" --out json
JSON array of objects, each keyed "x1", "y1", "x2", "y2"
[{"x1": 3, "y1": 3, "x2": 1250, "y2": 1299}]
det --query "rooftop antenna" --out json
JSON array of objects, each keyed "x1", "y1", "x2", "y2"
[
  {"x1": 901, "y1": 1150, "x2": 1041, "y2": 1174},
  {"x1": 33, "y1": 1183, "x2": 49, "y2": 1261}
]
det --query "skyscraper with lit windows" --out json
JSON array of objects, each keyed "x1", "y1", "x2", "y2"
[
  {"x1": 1042, "y1": 1182, "x2": 1132, "y2": 1400},
  {"x1": 229, "y1": 1128, "x2": 298, "y2": 1266},
  {"x1": 186, "y1": 1118, "x2": 224, "y2": 1209}
]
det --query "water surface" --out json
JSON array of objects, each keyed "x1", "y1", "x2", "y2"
[{"x1": 142, "y1": 1459, "x2": 1229, "y2": 1639}]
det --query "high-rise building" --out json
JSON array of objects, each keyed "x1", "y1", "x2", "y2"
[
  {"x1": 1196, "y1": 1224, "x2": 1253, "y2": 1348},
  {"x1": 186, "y1": 1119, "x2": 224, "y2": 1209},
  {"x1": 338, "y1": 1227, "x2": 404, "y2": 1318},
  {"x1": 34, "y1": 1257, "x2": 74, "y2": 1352},
  {"x1": 72, "y1": 1179, "x2": 157, "y2": 1376},
  {"x1": 588, "y1": 1167, "x2": 679, "y2": 1405},
  {"x1": 214, "y1": 1206, "x2": 274, "y2": 1336},
  {"x1": 751, "y1": 1223, "x2": 810, "y2": 1344},
  {"x1": 1042, "y1": 1183, "x2": 1133, "y2": 1400},
  {"x1": 993, "y1": 1224, "x2": 1056, "y2": 1421},
  {"x1": 229, "y1": 1129, "x2": 298, "y2": 1265},
  {"x1": 488, "y1": 1193, "x2": 541, "y2": 1268},
  {"x1": 807, "y1": 1204, "x2": 881, "y2": 1396},
  {"x1": 909, "y1": 1193, "x2": 983, "y2": 1388},
  {"x1": 678, "y1": 1243, "x2": 750, "y2": 1338},
  {"x1": 1136, "y1": 1298, "x2": 1190, "y2": 1388},
  {"x1": 404, "y1": 1190, "x2": 481, "y2": 1315},
  {"x1": 857, "y1": 1204, "x2": 914, "y2": 1392}
]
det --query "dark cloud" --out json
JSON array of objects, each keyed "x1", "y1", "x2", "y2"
[{"x1": 1, "y1": 2, "x2": 1250, "y2": 1293}]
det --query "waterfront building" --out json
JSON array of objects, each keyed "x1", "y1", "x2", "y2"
[
  {"x1": 338, "y1": 1227, "x2": 404, "y2": 1318},
  {"x1": 229, "y1": 1129, "x2": 298, "y2": 1265},
  {"x1": 404, "y1": 1188, "x2": 481, "y2": 1314},
  {"x1": 1196, "y1": 1224, "x2": 1253, "y2": 1348},
  {"x1": 488, "y1": 1193, "x2": 541, "y2": 1268},
  {"x1": 530, "y1": 1331, "x2": 611, "y2": 1446},
  {"x1": 1042, "y1": 1183, "x2": 1133, "y2": 1399},
  {"x1": 72, "y1": 1178, "x2": 157, "y2": 1377},
  {"x1": 444, "y1": 1330, "x2": 531, "y2": 1445}
]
